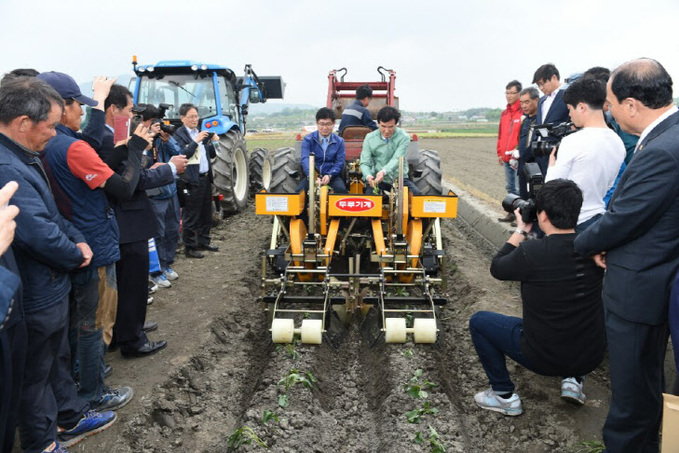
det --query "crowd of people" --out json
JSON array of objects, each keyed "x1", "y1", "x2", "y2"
[
  {"x1": 479, "y1": 57, "x2": 679, "y2": 453},
  {"x1": 1, "y1": 56, "x2": 678, "y2": 453},
  {"x1": 0, "y1": 68, "x2": 222, "y2": 453}
]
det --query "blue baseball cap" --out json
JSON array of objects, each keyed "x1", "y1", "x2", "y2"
[{"x1": 37, "y1": 71, "x2": 98, "y2": 107}]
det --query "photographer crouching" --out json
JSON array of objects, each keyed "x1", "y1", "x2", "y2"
[{"x1": 471, "y1": 179, "x2": 605, "y2": 416}]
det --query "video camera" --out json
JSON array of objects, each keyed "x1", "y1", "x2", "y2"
[
  {"x1": 501, "y1": 163, "x2": 543, "y2": 224},
  {"x1": 530, "y1": 121, "x2": 576, "y2": 158},
  {"x1": 136, "y1": 103, "x2": 176, "y2": 135}
]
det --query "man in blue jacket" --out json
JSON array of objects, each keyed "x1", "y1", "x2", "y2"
[
  {"x1": 297, "y1": 108, "x2": 347, "y2": 194},
  {"x1": 338, "y1": 85, "x2": 378, "y2": 134},
  {"x1": 0, "y1": 77, "x2": 115, "y2": 453}
]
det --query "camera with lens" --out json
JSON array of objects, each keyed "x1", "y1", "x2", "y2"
[
  {"x1": 530, "y1": 121, "x2": 576, "y2": 158},
  {"x1": 202, "y1": 132, "x2": 216, "y2": 145},
  {"x1": 501, "y1": 162, "x2": 544, "y2": 224},
  {"x1": 138, "y1": 103, "x2": 176, "y2": 135}
]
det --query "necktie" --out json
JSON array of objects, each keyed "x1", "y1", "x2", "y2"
[{"x1": 322, "y1": 137, "x2": 328, "y2": 151}]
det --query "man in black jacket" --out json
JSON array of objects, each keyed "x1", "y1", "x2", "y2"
[
  {"x1": 174, "y1": 103, "x2": 218, "y2": 259},
  {"x1": 470, "y1": 179, "x2": 605, "y2": 416},
  {"x1": 100, "y1": 86, "x2": 187, "y2": 358}
]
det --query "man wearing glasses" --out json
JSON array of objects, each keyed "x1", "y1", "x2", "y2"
[
  {"x1": 497, "y1": 80, "x2": 523, "y2": 223},
  {"x1": 297, "y1": 108, "x2": 347, "y2": 194}
]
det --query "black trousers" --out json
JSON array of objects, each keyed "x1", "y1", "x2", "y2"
[
  {"x1": 19, "y1": 298, "x2": 88, "y2": 452},
  {"x1": 0, "y1": 318, "x2": 26, "y2": 453},
  {"x1": 182, "y1": 176, "x2": 213, "y2": 250},
  {"x1": 113, "y1": 240, "x2": 149, "y2": 353},
  {"x1": 603, "y1": 309, "x2": 669, "y2": 453}
]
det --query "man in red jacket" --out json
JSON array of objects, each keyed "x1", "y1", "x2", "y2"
[{"x1": 497, "y1": 80, "x2": 523, "y2": 222}]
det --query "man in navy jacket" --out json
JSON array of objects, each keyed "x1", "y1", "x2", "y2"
[
  {"x1": 0, "y1": 77, "x2": 115, "y2": 453},
  {"x1": 575, "y1": 58, "x2": 679, "y2": 453},
  {"x1": 338, "y1": 85, "x2": 378, "y2": 134},
  {"x1": 297, "y1": 108, "x2": 347, "y2": 194}
]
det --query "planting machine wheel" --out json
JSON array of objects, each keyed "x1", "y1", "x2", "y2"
[
  {"x1": 213, "y1": 130, "x2": 249, "y2": 213},
  {"x1": 384, "y1": 317, "x2": 437, "y2": 344},
  {"x1": 271, "y1": 318, "x2": 295, "y2": 343},
  {"x1": 270, "y1": 318, "x2": 324, "y2": 344},
  {"x1": 268, "y1": 147, "x2": 301, "y2": 193},
  {"x1": 248, "y1": 147, "x2": 271, "y2": 195},
  {"x1": 411, "y1": 149, "x2": 443, "y2": 195}
]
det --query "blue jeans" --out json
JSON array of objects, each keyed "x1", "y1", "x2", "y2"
[
  {"x1": 150, "y1": 195, "x2": 181, "y2": 270},
  {"x1": 69, "y1": 266, "x2": 105, "y2": 404},
  {"x1": 503, "y1": 161, "x2": 518, "y2": 195},
  {"x1": 469, "y1": 311, "x2": 541, "y2": 393},
  {"x1": 575, "y1": 213, "x2": 602, "y2": 234}
]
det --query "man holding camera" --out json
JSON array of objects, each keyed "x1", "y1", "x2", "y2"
[
  {"x1": 100, "y1": 85, "x2": 187, "y2": 359},
  {"x1": 516, "y1": 87, "x2": 540, "y2": 200},
  {"x1": 174, "y1": 103, "x2": 219, "y2": 259},
  {"x1": 471, "y1": 179, "x2": 605, "y2": 416},
  {"x1": 532, "y1": 64, "x2": 570, "y2": 175},
  {"x1": 138, "y1": 105, "x2": 183, "y2": 287},
  {"x1": 544, "y1": 77, "x2": 625, "y2": 233},
  {"x1": 575, "y1": 58, "x2": 679, "y2": 453}
]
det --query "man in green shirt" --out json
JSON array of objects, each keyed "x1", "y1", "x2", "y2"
[{"x1": 359, "y1": 106, "x2": 420, "y2": 195}]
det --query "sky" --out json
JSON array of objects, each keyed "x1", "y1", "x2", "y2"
[{"x1": 1, "y1": 0, "x2": 678, "y2": 112}]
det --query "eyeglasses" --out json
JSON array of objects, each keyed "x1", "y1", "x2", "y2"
[
  {"x1": 505, "y1": 91, "x2": 519, "y2": 95},
  {"x1": 317, "y1": 122, "x2": 334, "y2": 127}
]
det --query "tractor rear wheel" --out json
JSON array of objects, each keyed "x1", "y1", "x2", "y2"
[
  {"x1": 248, "y1": 147, "x2": 271, "y2": 195},
  {"x1": 213, "y1": 130, "x2": 249, "y2": 213},
  {"x1": 410, "y1": 149, "x2": 443, "y2": 195},
  {"x1": 268, "y1": 147, "x2": 301, "y2": 194}
]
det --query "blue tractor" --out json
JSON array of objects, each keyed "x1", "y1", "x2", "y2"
[{"x1": 132, "y1": 58, "x2": 284, "y2": 213}]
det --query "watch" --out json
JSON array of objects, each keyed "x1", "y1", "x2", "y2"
[{"x1": 514, "y1": 228, "x2": 528, "y2": 237}]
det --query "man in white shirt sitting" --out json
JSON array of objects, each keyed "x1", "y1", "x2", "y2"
[{"x1": 545, "y1": 77, "x2": 625, "y2": 233}]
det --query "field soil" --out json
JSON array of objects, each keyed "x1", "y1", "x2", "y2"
[{"x1": 74, "y1": 137, "x2": 612, "y2": 453}]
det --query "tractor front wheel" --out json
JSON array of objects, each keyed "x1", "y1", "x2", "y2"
[
  {"x1": 213, "y1": 130, "x2": 249, "y2": 213},
  {"x1": 268, "y1": 147, "x2": 301, "y2": 194},
  {"x1": 248, "y1": 147, "x2": 271, "y2": 195}
]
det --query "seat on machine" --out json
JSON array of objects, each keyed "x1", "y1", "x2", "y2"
[{"x1": 340, "y1": 126, "x2": 372, "y2": 141}]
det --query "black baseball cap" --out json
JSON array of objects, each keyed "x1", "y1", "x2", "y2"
[{"x1": 37, "y1": 71, "x2": 98, "y2": 106}]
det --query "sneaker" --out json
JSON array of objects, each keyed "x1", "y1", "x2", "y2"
[
  {"x1": 474, "y1": 387, "x2": 523, "y2": 416},
  {"x1": 151, "y1": 274, "x2": 171, "y2": 288},
  {"x1": 42, "y1": 441, "x2": 68, "y2": 452},
  {"x1": 147, "y1": 295, "x2": 154, "y2": 305},
  {"x1": 148, "y1": 279, "x2": 158, "y2": 294},
  {"x1": 94, "y1": 386, "x2": 134, "y2": 411},
  {"x1": 561, "y1": 377, "x2": 586, "y2": 405},
  {"x1": 164, "y1": 267, "x2": 179, "y2": 281},
  {"x1": 58, "y1": 410, "x2": 116, "y2": 447}
]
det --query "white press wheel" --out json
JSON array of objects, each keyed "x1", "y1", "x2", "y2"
[
  {"x1": 300, "y1": 319, "x2": 323, "y2": 344},
  {"x1": 271, "y1": 318, "x2": 295, "y2": 343},
  {"x1": 384, "y1": 318, "x2": 407, "y2": 343},
  {"x1": 413, "y1": 318, "x2": 437, "y2": 343}
]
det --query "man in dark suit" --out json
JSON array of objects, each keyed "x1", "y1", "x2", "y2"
[
  {"x1": 532, "y1": 63, "x2": 570, "y2": 175},
  {"x1": 100, "y1": 85, "x2": 187, "y2": 358},
  {"x1": 575, "y1": 58, "x2": 679, "y2": 453},
  {"x1": 174, "y1": 103, "x2": 219, "y2": 259}
]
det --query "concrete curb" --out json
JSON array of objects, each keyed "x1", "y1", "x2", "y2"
[{"x1": 444, "y1": 181, "x2": 512, "y2": 249}]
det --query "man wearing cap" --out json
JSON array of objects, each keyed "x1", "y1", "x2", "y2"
[{"x1": 38, "y1": 71, "x2": 149, "y2": 412}]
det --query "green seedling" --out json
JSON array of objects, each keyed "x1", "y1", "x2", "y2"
[
  {"x1": 304, "y1": 284, "x2": 314, "y2": 295},
  {"x1": 284, "y1": 344, "x2": 300, "y2": 360},
  {"x1": 402, "y1": 348, "x2": 414, "y2": 358},
  {"x1": 277, "y1": 394, "x2": 289, "y2": 408},
  {"x1": 414, "y1": 425, "x2": 446, "y2": 453},
  {"x1": 261, "y1": 410, "x2": 279, "y2": 425},
  {"x1": 394, "y1": 287, "x2": 410, "y2": 297},
  {"x1": 372, "y1": 185, "x2": 380, "y2": 195},
  {"x1": 572, "y1": 441, "x2": 605, "y2": 453},
  {"x1": 278, "y1": 369, "x2": 317, "y2": 391},
  {"x1": 405, "y1": 401, "x2": 439, "y2": 424},
  {"x1": 404, "y1": 369, "x2": 437, "y2": 399},
  {"x1": 227, "y1": 426, "x2": 268, "y2": 450}
]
